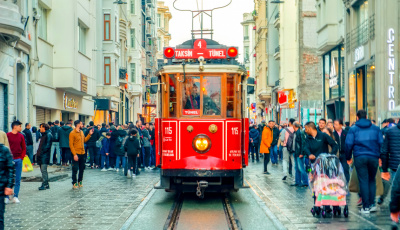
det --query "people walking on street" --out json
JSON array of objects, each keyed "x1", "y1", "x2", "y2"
[
  {"x1": 100, "y1": 132, "x2": 111, "y2": 171},
  {"x1": 125, "y1": 129, "x2": 141, "y2": 178},
  {"x1": 270, "y1": 121, "x2": 279, "y2": 165},
  {"x1": 303, "y1": 121, "x2": 338, "y2": 161},
  {"x1": 282, "y1": 118, "x2": 295, "y2": 181},
  {"x1": 249, "y1": 125, "x2": 260, "y2": 162},
  {"x1": 332, "y1": 119, "x2": 349, "y2": 183},
  {"x1": 0, "y1": 141, "x2": 15, "y2": 229},
  {"x1": 50, "y1": 120, "x2": 61, "y2": 165},
  {"x1": 37, "y1": 123, "x2": 53, "y2": 190},
  {"x1": 6, "y1": 120, "x2": 26, "y2": 204},
  {"x1": 69, "y1": 120, "x2": 93, "y2": 189},
  {"x1": 59, "y1": 122, "x2": 73, "y2": 166},
  {"x1": 277, "y1": 125, "x2": 285, "y2": 161},
  {"x1": 346, "y1": 109, "x2": 383, "y2": 214},
  {"x1": 85, "y1": 121, "x2": 100, "y2": 169},
  {"x1": 258, "y1": 120, "x2": 266, "y2": 158},
  {"x1": 22, "y1": 123, "x2": 33, "y2": 163},
  {"x1": 150, "y1": 123, "x2": 156, "y2": 168},
  {"x1": 142, "y1": 123, "x2": 152, "y2": 170},
  {"x1": 292, "y1": 122, "x2": 308, "y2": 187},
  {"x1": 260, "y1": 121, "x2": 273, "y2": 174},
  {"x1": 136, "y1": 120, "x2": 144, "y2": 168},
  {"x1": 114, "y1": 127, "x2": 127, "y2": 172}
]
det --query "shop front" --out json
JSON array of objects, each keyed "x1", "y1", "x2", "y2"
[{"x1": 93, "y1": 98, "x2": 119, "y2": 125}]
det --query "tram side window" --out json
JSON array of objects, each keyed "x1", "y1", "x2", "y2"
[
  {"x1": 203, "y1": 76, "x2": 221, "y2": 116},
  {"x1": 227, "y1": 76, "x2": 234, "y2": 117},
  {"x1": 169, "y1": 74, "x2": 177, "y2": 117},
  {"x1": 182, "y1": 76, "x2": 200, "y2": 116}
]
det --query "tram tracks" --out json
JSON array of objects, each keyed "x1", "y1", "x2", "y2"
[{"x1": 164, "y1": 193, "x2": 242, "y2": 230}]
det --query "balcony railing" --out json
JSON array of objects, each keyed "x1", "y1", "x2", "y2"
[
  {"x1": 346, "y1": 14, "x2": 375, "y2": 53},
  {"x1": 119, "y1": 68, "x2": 127, "y2": 80},
  {"x1": 244, "y1": 36, "x2": 249, "y2": 41}
]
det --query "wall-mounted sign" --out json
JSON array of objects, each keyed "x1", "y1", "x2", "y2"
[
  {"x1": 329, "y1": 55, "x2": 338, "y2": 88},
  {"x1": 388, "y1": 28, "x2": 395, "y2": 111},
  {"x1": 81, "y1": 74, "x2": 87, "y2": 93},
  {"x1": 63, "y1": 93, "x2": 78, "y2": 110},
  {"x1": 354, "y1": 46, "x2": 364, "y2": 64}
]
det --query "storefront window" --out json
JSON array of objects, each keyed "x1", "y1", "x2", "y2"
[
  {"x1": 182, "y1": 76, "x2": 200, "y2": 116},
  {"x1": 367, "y1": 63, "x2": 376, "y2": 120},
  {"x1": 168, "y1": 74, "x2": 177, "y2": 117},
  {"x1": 203, "y1": 76, "x2": 221, "y2": 116},
  {"x1": 227, "y1": 75, "x2": 234, "y2": 117},
  {"x1": 324, "y1": 54, "x2": 330, "y2": 100},
  {"x1": 349, "y1": 73, "x2": 356, "y2": 124},
  {"x1": 331, "y1": 50, "x2": 339, "y2": 98}
]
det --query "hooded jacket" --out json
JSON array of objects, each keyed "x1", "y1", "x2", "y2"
[
  {"x1": 112, "y1": 129, "x2": 127, "y2": 156},
  {"x1": 381, "y1": 123, "x2": 400, "y2": 172},
  {"x1": 249, "y1": 127, "x2": 260, "y2": 144},
  {"x1": 304, "y1": 131, "x2": 338, "y2": 160},
  {"x1": 260, "y1": 126, "x2": 272, "y2": 154},
  {"x1": 0, "y1": 144, "x2": 14, "y2": 195},
  {"x1": 99, "y1": 135, "x2": 110, "y2": 156},
  {"x1": 85, "y1": 126, "x2": 100, "y2": 146},
  {"x1": 59, "y1": 125, "x2": 73, "y2": 148},
  {"x1": 142, "y1": 128, "x2": 151, "y2": 147},
  {"x1": 124, "y1": 135, "x2": 141, "y2": 156},
  {"x1": 345, "y1": 119, "x2": 383, "y2": 160},
  {"x1": 37, "y1": 130, "x2": 53, "y2": 165}
]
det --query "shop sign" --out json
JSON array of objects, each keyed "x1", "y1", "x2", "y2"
[
  {"x1": 354, "y1": 46, "x2": 364, "y2": 64},
  {"x1": 388, "y1": 28, "x2": 395, "y2": 111},
  {"x1": 329, "y1": 56, "x2": 338, "y2": 88},
  {"x1": 63, "y1": 93, "x2": 78, "y2": 110}
]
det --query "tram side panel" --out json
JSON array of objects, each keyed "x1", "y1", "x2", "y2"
[{"x1": 155, "y1": 118, "x2": 161, "y2": 167}]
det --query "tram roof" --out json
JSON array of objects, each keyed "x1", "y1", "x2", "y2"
[{"x1": 157, "y1": 64, "x2": 246, "y2": 76}]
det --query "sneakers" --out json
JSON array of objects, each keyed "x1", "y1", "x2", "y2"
[
  {"x1": 12, "y1": 197, "x2": 20, "y2": 204},
  {"x1": 78, "y1": 182, "x2": 83, "y2": 188},
  {"x1": 108, "y1": 168, "x2": 114, "y2": 171},
  {"x1": 369, "y1": 205, "x2": 378, "y2": 212},
  {"x1": 360, "y1": 208, "x2": 370, "y2": 214},
  {"x1": 116, "y1": 169, "x2": 119, "y2": 172},
  {"x1": 101, "y1": 168, "x2": 107, "y2": 172},
  {"x1": 127, "y1": 170, "x2": 131, "y2": 178},
  {"x1": 38, "y1": 184, "x2": 46, "y2": 190},
  {"x1": 357, "y1": 198, "x2": 363, "y2": 207},
  {"x1": 4, "y1": 198, "x2": 9, "y2": 204},
  {"x1": 282, "y1": 176, "x2": 287, "y2": 181},
  {"x1": 73, "y1": 183, "x2": 79, "y2": 189}
]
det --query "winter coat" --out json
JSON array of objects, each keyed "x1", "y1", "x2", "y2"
[
  {"x1": 124, "y1": 136, "x2": 141, "y2": 156},
  {"x1": 381, "y1": 123, "x2": 400, "y2": 172},
  {"x1": 333, "y1": 129, "x2": 347, "y2": 156},
  {"x1": 304, "y1": 131, "x2": 338, "y2": 160},
  {"x1": 249, "y1": 127, "x2": 260, "y2": 144},
  {"x1": 260, "y1": 127, "x2": 272, "y2": 154},
  {"x1": 100, "y1": 127, "x2": 109, "y2": 134},
  {"x1": 50, "y1": 125, "x2": 61, "y2": 142},
  {"x1": 85, "y1": 126, "x2": 100, "y2": 147},
  {"x1": 36, "y1": 130, "x2": 53, "y2": 165},
  {"x1": 0, "y1": 144, "x2": 14, "y2": 195},
  {"x1": 294, "y1": 129, "x2": 305, "y2": 157},
  {"x1": 142, "y1": 129, "x2": 151, "y2": 147},
  {"x1": 390, "y1": 164, "x2": 400, "y2": 213},
  {"x1": 345, "y1": 119, "x2": 383, "y2": 160},
  {"x1": 59, "y1": 125, "x2": 73, "y2": 148},
  {"x1": 99, "y1": 137, "x2": 110, "y2": 156},
  {"x1": 22, "y1": 128, "x2": 33, "y2": 146},
  {"x1": 112, "y1": 130, "x2": 127, "y2": 156},
  {"x1": 271, "y1": 127, "x2": 279, "y2": 146},
  {"x1": 69, "y1": 129, "x2": 91, "y2": 156}
]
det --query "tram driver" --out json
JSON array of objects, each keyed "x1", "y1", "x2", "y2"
[{"x1": 184, "y1": 84, "x2": 200, "y2": 110}]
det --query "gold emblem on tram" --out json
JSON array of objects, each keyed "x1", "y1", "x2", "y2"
[
  {"x1": 187, "y1": 125, "x2": 194, "y2": 133},
  {"x1": 209, "y1": 124, "x2": 218, "y2": 133}
]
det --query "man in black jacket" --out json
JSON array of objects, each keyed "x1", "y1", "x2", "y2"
[
  {"x1": 37, "y1": 123, "x2": 53, "y2": 190},
  {"x1": 85, "y1": 121, "x2": 100, "y2": 168},
  {"x1": 0, "y1": 143, "x2": 14, "y2": 230},
  {"x1": 59, "y1": 122, "x2": 73, "y2": 166},
  {"x1": 380, "y1": 121, "x2": 400, "y2": 205},
  {"x1": 269, "y1": 121, "x2": 279, "y2": 165},
  {"x1": 293, "y1": 122, "x2": 308, "y2": 187},
  {"x1": 50, "y1": 120, "x2": 61, "y2": 165},
  {"x1": 22, "y1": 123, "x2": 33, "y2": 163},
  {"x1": 302, "y1": 121, "x2": 338, "y2": 161},
  {"x1": 332, "y1": 119, "x2": 349, "y2": 183}
]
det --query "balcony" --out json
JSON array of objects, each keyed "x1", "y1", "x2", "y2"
[
  {"x1": 145, "y1": 7, "x2": 152, "y2": 21},
  {"x1": 346, "y1": 14, "x2": 375, "y2": 52},
  {"x1": 127, "y1": 82, "x2": 142, "y2": 96},
  {"x1": 273, "y1": 12, "x2": 280, "y2": 29},
  {"x1": 274, "y1": 46, "x2": 280, "y2": 60},
  {"x1": 0, "y1": 0, "x2": 24, "y2": 43}
]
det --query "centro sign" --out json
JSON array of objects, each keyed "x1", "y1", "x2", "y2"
[
  {"x1": 388, "y1": 28, "x2": 395, "y2": 111},
  {"x1": 354, "y1": 46, "x2": 364, "y2": 64}
]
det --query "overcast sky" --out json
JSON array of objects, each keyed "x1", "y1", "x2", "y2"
[{"x1": 163, "y1": 0, "x2": 254, "y2": 58}]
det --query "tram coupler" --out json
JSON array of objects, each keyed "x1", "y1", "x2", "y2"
[{"x1": 196, "y1": 181, "x2": 208, "y2": 198}]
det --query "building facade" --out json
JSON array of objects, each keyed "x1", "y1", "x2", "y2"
[{"x1": 156, "y1": 1, "x2": 171, "y2": 60}]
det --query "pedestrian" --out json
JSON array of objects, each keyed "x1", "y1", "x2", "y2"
[
  {"x1": 292, "y1": 122, "x2": 308, "y2": 187},
  {"x1": 346, "y1": 109, "x2": 383, "y2": 214},
  {"x1": 142, "y1": 123, "x2": 152, "y2": 170},
  {"x1": 125, "y1": 129, "x2": 141, "y2": 178},
  {"x1": 31, "y1": 126, "x2": 38, "y2": 165},
  {"x1": 100, "y1": 123, "x2": 108, "y2": 134},
  {"x1": 22, "y1": 123, "x2": 33, "y2": 164},
  {"x1": 150, "y1": 123, "x2": 156, "y2": 168},
  {"x1": 389, "y1": 164, "x2": 400, "y2": 229},
  {"x1": 5, "y1": 120, "x2": 26, "y2": 204},
  {"x1": 258, "y1": 120, "x2": 266, "y2": 159},
  {"x1": 318, "y1": 118, "x2": 327, "y2": 133},
  {"x1": 69, "y1": 120, "x2": 93, "y2": 189},
  {"x1": 383, "y1": 118, "x2": 396, "y2": 137},
  {"x1": 260, "y1": 121, "x2": 273, "y2": 174},
  {"x1": 277, "y1": 125, "x2": 285, "y2": 161},
  {"x1": 0, "y1": 141, "x2": 15, "y2": 229},
  {"x1": 37, "y1": 123, "x2": 52, "y2": 190},
  {"x1": 344, "y1": 122, "x2": 351, "y2": 132},
  {"x1": 379, "y1": 120, "x2": 400, "y2": 205},
  {"x1": 282, "y1": 118, "x2": 295, "y2": 181},
  {"x1": 270, "y1": 121, "x2": 279, "y2": 165},
  {"x1": 249, "y1": 125, "x2": 260, "y2": 162},
  {"x1": 0, "y1": 129, "x2": 9, "y2": 149},
  {"x1": 100, "y1": 132, "x2": 111, "y2": 171},
  {"x1": 85, "y1": 121, "x2": 100, "y2": 169},
  {"x1": 114, "y1": 127, "x2": 127, "y2": 172},
  {"x1": 303, "y1": 121, "x2": 338, "y2": 161},
  {"x1": 50, "y1": 120, "x2": 61, "y2": 166},
  {"x1": 109, "y1": 126, "x2": 117, "y2": 170},
  {"x1": 59, "y1": 122, "x2": 73, "y2": 166},
  {"x1": 332, "y1": 119, "x2": 349, "y2": 183}
]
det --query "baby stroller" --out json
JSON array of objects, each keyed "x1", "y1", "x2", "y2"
[{"x1": 309, "y1": 154, "x2": 349, "y2": 218}]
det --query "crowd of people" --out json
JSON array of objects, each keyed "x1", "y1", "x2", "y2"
[{"x1": 249, "y1": 109, "x2": 400, "y2": 228}]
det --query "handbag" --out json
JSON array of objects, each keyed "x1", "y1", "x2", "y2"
[
  {"x1": 22, "y1": 156, "x2": 33, "y2": 172},
  {"x1": 348, "y1": 166, "x2": 383, "y2": 196}
]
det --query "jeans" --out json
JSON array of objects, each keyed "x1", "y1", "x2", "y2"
[
  {"x1": 380, "y1": 170, "x2": 396, "y2": 202},
  {"x1": 0, "y1": 195, "x2": 4, "y2": 230},
  {"x1": 354, "y1": 156, "x2": 379, "y2": 209},
  {"x1": 282, "y1": 147, "x2": 293, "y2": 176},
  {"x1": 101, "y1": 155, "x2": 110, "y2": 169},
  {"x1": 263, "y1": 153, "x2": 270, "y2": 172},
  {"x1": 294, "y1": 156, "x2": 308, "y2": 186},
  {"x1": 144, "y1": 147, "x2": 151, "y2": 167},
  {"x1": 270, "y1": 145, "x2": 278, "y2": 164},
  {"x1": 116, "y1": 156, "x2": 126, "y2": 169},
  {"x1": 128, "y1": 155, "x2": 137, "y2": 174},
  {"x1": 26, "y1": 145, "x2": 33, "y2": 163},
  {"x1": 87, "y1": 145, "x2": 99, "y2": 167},
  {"x1": 61, "y1": 148, "x2": 72, "y2": 164},
  {"x1": 11, "y1": 159, "x2": 22, "y2": 198},
  {"x1": 109, "y1": 156, "x2": 116, "y2": 168},
  {"x1": 150, "y1": 145, "x2": 156, "y2": 166},
  {"x1": 141, "y1": 146, "x2": 145, "y2": 167},
  {"x1": 250, "y1": 143, "x2": 259, "y2": 161},
  {"x1": 50, "y1": 142, "x2": 60, "y2": 164},
  {"x1": 339, "y1": 154, "x2": 350, "y2": 183},
  {"x1": 72, "y1": 154, "x2": 86, "y2": 185},
  {"x1": 40, "y1": 164, "x2": 48, "y2": 185},
  {"x1": 278, "y1": 147, "x2": 283, "y2": 160}
]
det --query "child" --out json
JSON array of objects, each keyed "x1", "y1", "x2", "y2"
[
  {"x1": 100, "y1": 132, "x2": 111, "y2": 171},
  {"x1": 124, "y1": 129, "x2": 141, "y2": 178}
]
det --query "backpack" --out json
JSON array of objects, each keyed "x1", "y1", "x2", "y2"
[
  {"x1": 285, "y1": 128, "x2": 295, "y2": 152},
  {"x1": 96, "y1": 136, "x2": 105, "y2": 148}
]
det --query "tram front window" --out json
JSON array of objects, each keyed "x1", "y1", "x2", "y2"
[
  {"x1": 182, "y1": 76, "x2": 200, "y2": 115},
  {"x1": 203, "y1": 76, "x2": 221, "y2": 116}
]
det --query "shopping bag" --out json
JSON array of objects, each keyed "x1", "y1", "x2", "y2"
[
  {"x1": 22, "y1": 156, "x2": 33, "y2": 172},
  {"x1": 348, "y1": 166, "x2": 384, "y2": 196}
]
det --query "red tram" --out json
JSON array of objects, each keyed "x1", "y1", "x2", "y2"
[{"x1": 151, "y1": 39, "x2": 254, "y2": 197}]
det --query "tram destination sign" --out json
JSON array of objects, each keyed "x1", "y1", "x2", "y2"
[{"x1": 164, "y1": 39, "x2": 238, "y2": 59}]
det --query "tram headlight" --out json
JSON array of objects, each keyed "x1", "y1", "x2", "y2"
[{"x1": 192, "y1": 134, "x2": 211, "y2": 154}]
